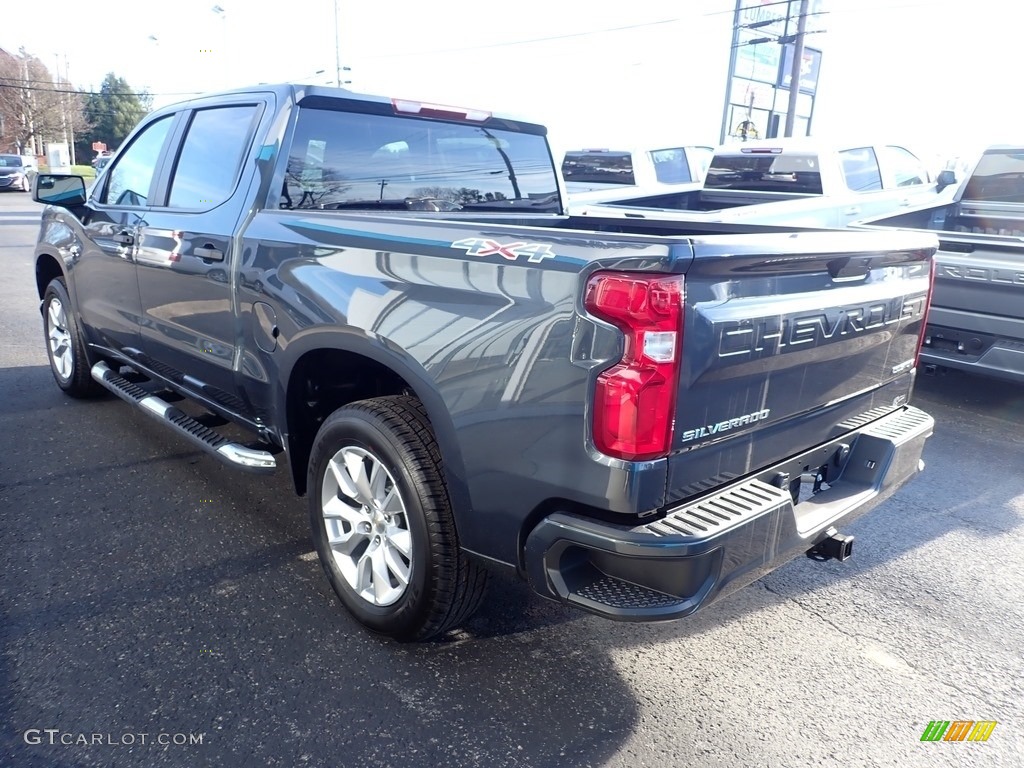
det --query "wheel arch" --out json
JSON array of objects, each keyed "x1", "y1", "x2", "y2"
[
  {"x1": 35, "y1": 251, "x2": 66, "y2": 301},
  {"x1": 278, "y1": 330, "x2": 471, "y2": 518}
]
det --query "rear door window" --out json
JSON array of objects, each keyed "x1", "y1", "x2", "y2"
[{"x1": 167, "y1": 105, "x2": 262, "y2": 209}]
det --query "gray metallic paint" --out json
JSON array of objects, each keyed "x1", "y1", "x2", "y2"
[{"x1": 33, "y1": 84, "x2": 938, "y2": 574}]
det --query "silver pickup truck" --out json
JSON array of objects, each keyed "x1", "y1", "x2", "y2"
[
  {"x1": 852, "y1": 145, "x2": 1024, "y2": 384},
  {"x1": 570, "y1": 140, "x2": 959, "y2": 229}
]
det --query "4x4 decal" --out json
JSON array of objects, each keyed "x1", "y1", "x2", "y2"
[{"x1": 451, "y1": 238, "x2": 556, "y2": 263}]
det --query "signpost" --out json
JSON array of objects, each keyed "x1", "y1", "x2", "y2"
[{"x1": 720, "y1": 0, "x2": 826, "y2": 143}]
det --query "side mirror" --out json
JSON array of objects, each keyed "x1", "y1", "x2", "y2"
[
  {"x1": 33, "y1": 174, "x2": 87, "y2": 208},
  {"x1": 936, "y1": 169, "x2": 957, "y2": 192}
]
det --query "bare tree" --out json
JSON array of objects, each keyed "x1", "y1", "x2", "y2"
[{"x1": 0, "y1": 48, "x2": 87, "y2": 158}]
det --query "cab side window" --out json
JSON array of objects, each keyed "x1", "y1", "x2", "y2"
[
  {"x1": 101, "y1": 115, "x2": 174, "y2": 207},
  {"x1": 839, "y1": 147, "x2": 882, "y2": 192},
  {"x1": 167, "y1": 105, "x2": 261, "y2": 209},
  {"x1": 881, "y1": 145, "x2": 929, "y2": 188}
]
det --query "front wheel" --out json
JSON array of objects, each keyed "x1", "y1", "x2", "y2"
[
  {"x1": 42, "y1": 277, "x2": 102, "y2": 398},
  {"x1": 308, "y1": 396, "x2": 488, "y2": 641}
]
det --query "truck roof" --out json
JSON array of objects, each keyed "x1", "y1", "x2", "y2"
[
  {"x1": 715, "y1": 138, "x2": 903, "y2": 155},
  {"x1": 153, "y1": 83, "x2": 549, "y2": 135}
]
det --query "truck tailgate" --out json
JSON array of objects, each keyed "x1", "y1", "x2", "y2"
[{"x1": 667, "y1": 230, "x2": 936, "y2": 501}]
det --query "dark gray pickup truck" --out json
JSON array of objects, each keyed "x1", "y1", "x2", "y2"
[
  {"x1": 854, "y1": 145, "x2": 1024, "y2": 384},
  {"x1": 32, "y1": 84, "x2": 937, "y2": 640}
]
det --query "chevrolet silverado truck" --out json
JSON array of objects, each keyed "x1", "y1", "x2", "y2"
[
  {"x1": 852, "y1": 145, "x2": 1024, "y2": 384},
  {"x1": 571, "y1": 139, "x2": 959, "y2": 229},
  {"x1": 561, "y1": 144, "x2": 713, "y2": 205},
  {"x1": 32, "y1": 84, "x2": 937, "y2": 641}
]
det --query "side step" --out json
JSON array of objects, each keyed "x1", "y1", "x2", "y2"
[{"x1": 91, "y1": 361, "x2": 277, "y2": 474}]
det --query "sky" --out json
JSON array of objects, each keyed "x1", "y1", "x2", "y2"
[{"x1": 1, "y1": 0, "x2": 1017, "y2": 165}]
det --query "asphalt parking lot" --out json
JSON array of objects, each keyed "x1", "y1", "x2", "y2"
[{"x1": 1, "y1": 191, "x2": 1022, "y2": 767}]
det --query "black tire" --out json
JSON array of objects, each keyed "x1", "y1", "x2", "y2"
[
  {"x1": 42, "y1": 277, "x2": 103, "y2": 398},
  {"x1": 308, "y1": 395, "x2": 488, "y2": 641}
]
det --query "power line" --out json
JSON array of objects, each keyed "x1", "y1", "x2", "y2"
[
  {"x1": 0, "y1": 82, "x2": 174, "y2": 98},
  {"x1": 361, "y1": 18, "x2": 684, "y2": 59}
]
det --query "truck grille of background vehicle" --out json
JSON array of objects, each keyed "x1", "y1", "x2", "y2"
[
  {"x1": 644, "y1": 479, "x2": 790, "y2": 538},
  {"x1": 90, "y1": 362, "x2": 276, "y2": 473}
]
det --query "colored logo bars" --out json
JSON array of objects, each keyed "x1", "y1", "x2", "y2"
[{"x1": 920, "y1": 721, "x2": 997, "y2": 742}]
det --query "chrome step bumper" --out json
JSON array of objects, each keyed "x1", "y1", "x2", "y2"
[{"x1": 525, "y1": 406, "x2": 934, "y2": 621}]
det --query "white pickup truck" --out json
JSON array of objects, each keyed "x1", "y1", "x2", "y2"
[
  {"x1": 570, "y1": 139, "x2": 960, "y2": 228},
  {"x1": 561, "y1": 145, "x2": 713, "y2": 205}
]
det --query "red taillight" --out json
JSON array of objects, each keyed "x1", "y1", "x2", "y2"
[
  {"x1": 915, "y1": 255, "x2": 936, "y2": 369},
  {"x1": 585, "y1": 272, "x2": 684, "y2": 461}
]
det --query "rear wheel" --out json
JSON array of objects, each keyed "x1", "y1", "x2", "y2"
[
  {"x1": 42, "y1": 277, "x2": 102, "y2": 398},
  {"x1": 308, "y1": 396, "x2": 488, "y2": 641}
]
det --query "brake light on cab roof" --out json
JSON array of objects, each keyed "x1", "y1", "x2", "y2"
[
  {"x1": 391, "y1": 99, "x2": 491, "y2": 122},
  {"x1": 740, "y1": 147, "x2": 783, "y2": 154}
]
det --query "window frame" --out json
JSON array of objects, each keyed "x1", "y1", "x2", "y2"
[
  {"x1": 838, "y1": 146, "x2": 883, "y2": 193},
  {"x1": 277, "y1": 106, "x2": 561, "y2": 212},
  {"x1": 94, "y1": 113, "x2": 178, "y2": 209},
  {"x1": 161, "y1": 102, "x2": 265, "y2": 212},
  {"x1": 878, "y1": 145, "x2": 930, "y2": 190}
]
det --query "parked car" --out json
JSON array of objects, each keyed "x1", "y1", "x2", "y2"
[
  {"x1": 92, "y1": 154, "x2": 114, "y2": 174},
  {"x1": 571, "y1": 139, "x2": 959, "y2": 228},
  {"x1": 851, "y1": 144, "x2": 1024, "y2": 384},
  {"x1": 0, "y1": 154, "x2": 35, "y2": 192},
  {"x1": 31, "y1": 84, "x2": 936, "y2": 641}
]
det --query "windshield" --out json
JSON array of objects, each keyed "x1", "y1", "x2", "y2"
[
  {"x1": 284, "y1": 107, "x2": 561, "y2": 213},
  {"x1": 704, "y1": 151, "x2": 823, "y2": 194},
  {"x1": 0, "y1": 155, "x2": 25, "y2": 168}
]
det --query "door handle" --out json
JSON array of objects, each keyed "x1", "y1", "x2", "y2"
[
  {"x1": 843, "y1": 206, "x2": 861, "y2": 216},
  {"x1": 898, "y1": 198, "x2": 911, "y2": 207},
  {"x1": 194, "y1": 245, "x2": 224, "y2": 261},
  {"x1": 113, "y1": 231, "x2": 134, "y2": 245}
]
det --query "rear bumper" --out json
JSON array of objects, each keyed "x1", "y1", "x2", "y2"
[
  {"x1": 921, "y1": 317, "x2": 1024, "y2": 384},
  {"x1": 524, "y1": 406, "x2": 934, "y2": 621}
]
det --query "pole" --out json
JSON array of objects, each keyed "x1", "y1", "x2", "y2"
[
  {"x1": 767, "y1": 0, "x2": 794, "y2": 139},
  {"x1": 784, "y1": 0, "x2": 809, "y2": 137},
  {"x1": 333, "y1": 0, "x2": 341, "y2": 87},
  {"x1": 55, "y1": 54, "x2": 73, "y2": 166},
  {"x1": 66, "y1": 56, "x2": 76, "y2": 165},
  {"x1": 719, "y1": 0, "x2": 743, "y2": 144}
]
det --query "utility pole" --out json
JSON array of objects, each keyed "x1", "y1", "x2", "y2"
[
  {"x1": 54, "y1": 54, "x2": 70, "y2": 163},
  {"x1": 784, "y1": 0, "x2": 810, "y2": 137},
  {"x1": 333, "y1": 0, "x2": 342, "y2": 87},
  {"x1": 22, "y1": 57, "x2": 38, "y2": 157},
  {"x1": 719, "y1": 0, "x2": 743, "y2": 144},
  {"x1": 65, "y1": 56, "x2": 76, "y2": 165}
]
